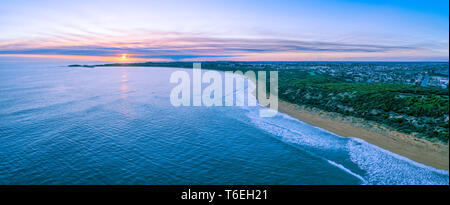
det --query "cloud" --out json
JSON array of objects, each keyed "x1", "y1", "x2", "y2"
[{"x1": 0, "y1": 33, "x2": 441, "y2": 61}]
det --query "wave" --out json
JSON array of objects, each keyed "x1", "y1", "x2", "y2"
[{"x1": 232, "y1": 73, "x2": 449, "y2": 185}]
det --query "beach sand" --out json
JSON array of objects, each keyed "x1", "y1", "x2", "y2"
[{"x1": 276, "y1": 100, "x2": 449, "y2": 170}]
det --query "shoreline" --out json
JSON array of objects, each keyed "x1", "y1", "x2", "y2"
[
  {"x1": 275, "y1": 100, "x2": 449, "y2": 170},
  {"x1": 77, "y1": 66, "x2": 449, "y2": 170},
  {"x1": 241, "y1": 71, "x2": 449, "y2": 171}
]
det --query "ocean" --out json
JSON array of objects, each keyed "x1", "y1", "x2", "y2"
[{"x1": 0, "y1": 63, "x2": 448, "y2": 185}]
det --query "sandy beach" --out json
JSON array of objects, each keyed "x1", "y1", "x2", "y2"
[{"x1": 276, "y1": 100, "x2": 449, "y2": 170}]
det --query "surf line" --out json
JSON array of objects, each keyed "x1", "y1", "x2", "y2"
[{"x1": 169, "y1": 63, "x2": 279, "y2": 117}]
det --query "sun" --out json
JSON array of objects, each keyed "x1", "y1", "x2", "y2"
[{"x1": 120, "y1": 54, "x2": 128, "y2": 60}]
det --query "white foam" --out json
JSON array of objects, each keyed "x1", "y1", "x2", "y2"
[
  {"x1": 236, "y1": 73, "x2": 449, "y2": 185},
  {"x1": 327, "y1": 160, "x2": 367, "y2": 184}
]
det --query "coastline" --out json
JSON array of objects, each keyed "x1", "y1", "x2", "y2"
[
  {"x1": 276, "y1": 100, "x2": 449, "y2": 170},
  {"x1": 240, "y1": 71, "x2": 449, "y2": 171},
  {"x1": 74, "y1": 66, "x2": 449, "y2": 170}
]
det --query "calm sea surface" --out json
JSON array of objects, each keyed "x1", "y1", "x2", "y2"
[{"x1": 0, "y1": 63, "x2": 448, "y2": 185}]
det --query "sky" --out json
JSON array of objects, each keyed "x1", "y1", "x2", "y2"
[{"x1": 0, "y1": 0, "x2": 448, "y2": 62}]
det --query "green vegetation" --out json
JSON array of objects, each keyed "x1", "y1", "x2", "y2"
[{"x1": 278, "y1": 70, "x2": 449, "y2": 142}]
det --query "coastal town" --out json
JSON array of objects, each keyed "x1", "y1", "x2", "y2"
[{"x1": 206, "y1": 62, "x2": 450, "y2": 89}]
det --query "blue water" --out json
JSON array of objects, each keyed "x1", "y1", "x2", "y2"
[{"x1": 0, "y1": 63, "x2": 448, "y2": 185}]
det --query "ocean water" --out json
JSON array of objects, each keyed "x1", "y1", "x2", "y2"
[{"x1": 0, "y1": 63, "x2": 448, "y2": 185}]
